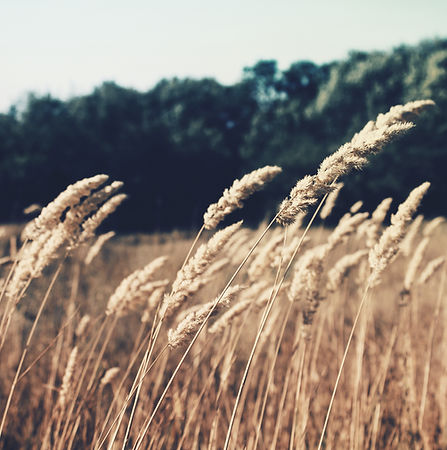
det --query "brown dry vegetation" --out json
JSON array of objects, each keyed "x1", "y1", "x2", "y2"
[
  {"x1": 0, "y1": 221, "x2": 446, "y2": 449},
  {"x1": 1, "y1": 100, "x2": 446, "y2": 449}
]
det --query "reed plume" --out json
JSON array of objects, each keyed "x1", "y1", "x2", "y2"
[
  {"x1": 58, "y1": 347, "x2": 78, "y2": 409},
  {"x1": 277, "y1": 100, "x2": 433, "y2": 226},
  {"x1": 160, "y1": 221, "x2": 242, "y2": 320},
  {"x1": 75, "y1": 315, "x2": 91, "y2": 338},
  {"x1": 402, "y1": 237, "x2": 429, "y2": 294},
  {"x1": 400, "y1": 214, "x2": 424, "y2": 257},
  {"x1": 320, "y1": 182, "x2": 343, "y2": 220},
  {"x1": 84, "y1": 231, "x2": 115, "y2": 265},
  {"x1": 203, "y1": 166, "x2": 281, "y2": 230},
  {"x1": 327, "y1": 249, "x2": 369, "y2": 292},
  {"x1": 78, "y1": 193, "x2": 127, "y2": 243},
  {"x1": 167, "y1": 285, "x2": 242, "y2": 348},
  {"x1": 423, "y1": 216, "x2": 445, "y2": 237},
  {"x1": 369, "y1": 182, "x2": 430, "y2": 285},
  {"x1": 350, "y1": 200, "x2": 363, "y2": 214},
  {"x1": 22, "y1": 174, "x2": 109, "y2": 240},
  {"x1": 106, "y1": 256, "x2": 168, "y2": 316},
  {"x1": 358, "y1": 197, "x2": 393, "y2": 247},
  {"x1": 100, "y1": 367, "x2": 120, "y2": 386},
  {"x1": 418, "y1": 256, "x2": 445, "y2": 285}
]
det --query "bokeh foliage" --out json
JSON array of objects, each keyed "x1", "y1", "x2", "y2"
[{"x1": 1, "y1": 39, "x2": 446, "y2": 231}]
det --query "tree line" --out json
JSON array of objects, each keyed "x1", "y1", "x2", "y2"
[{"x1": 1, "y1": 38, "x2": 446, "y2": 231}]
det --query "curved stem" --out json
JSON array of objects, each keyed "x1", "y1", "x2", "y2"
[
  {"x1": 0, "y1": 260, "x2": 64, "y2": 439},
  {"x1": 133, "y1": 215, "x2": 279, "y2": 450},
  {"x1": 317, "y1": 279, "x2": 372, "y2": 450},
  {"x1": 180, "y1": 224, "x2": 205, "y2": 271},
  {"x1": 223, "y1": 192, "x2": 329, "y2": 450}
]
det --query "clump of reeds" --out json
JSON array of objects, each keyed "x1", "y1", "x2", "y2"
[{"x1": 1, "y1": 99, "x2": 445, "y2": 450}]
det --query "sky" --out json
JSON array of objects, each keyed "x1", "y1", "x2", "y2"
[{"x1": 1, "y1": 0, "x2": 446, "y2": 112}]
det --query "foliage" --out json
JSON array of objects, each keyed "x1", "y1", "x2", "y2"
[{"x1": 1, "y1": 39, "x2": 446, "y2": 231}]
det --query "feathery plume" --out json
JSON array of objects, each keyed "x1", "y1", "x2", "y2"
[
  {"x1": 350, "y1": 201, "x2": 363, "y2": 214},
  {"x1": 141, "y1": 286, "x2": 167, "y2": 323},
  {"x1": 327, "y1": 250, "x2": 369, "y2": 292},
  {"x1": 289, "y1": 244, "x2": 327, "y2": 325},
  {"x1": 271, "y1": 235, "x2": 310, "y2": 269},
  {"x1": 84, "y1": 231, "x2": 115, "y2": 265},
  {"x1": 23, "y1": 174, "x2": 109, "y2": 240},
  {"x1": 357, "y1": 197, "x2": 393, "y2": 247},
  {"x1": 403, "y1": 237, "x2": 429, "y2": 292},
  {"x1": 78, "y1": 194, "x2": 127, "y2": 243},
  {"x1": 327, "y1": 212, "x2": 369, "y2": 251},
  {"x1": 418, "y1": 256, "x2": 445, "y2": 285},
  {"x1": 208, "y1": 298, "x2": 252, "y2": 335},
  {"x1": 320, "y1": 182, "x2": 344, "y2": 220},
  {"x1": 100, "y1": 367, "x2": 120, "y2": 386},
  {"x1": 167, "y1": 285, "x2": 242, "y2": 348},
  {"x1": 277, "y1": 176, "x2": 333, "y2": 226},
  {"x1": 423, "y1": 216, "x2": 445, "y2": 237},
  {"x1": 288, "y1": 211, "x2": 370, "y2": 328},
  {"x1": 75, "y1": 315, "x2": 91, "y2": 338},
  {"x1": 400, "y1": 214, "x2": 424, "y2": 257},
  {"x1": 203, "y1": 166, "x2": 282, "y2": 230},
  {"x1": 9, "y1": 179, "x2": 125, "y2": 300},
  {"x1": 106, "y1": 256, "x2": 167, "y2": 316},
  {"x1": 369, "y1": 182, "x2": 430, "y2": 286},
  {"x1": 317, "y1": 122, "x2": 414, "y2": 184},
  {"x1": 58, "y1": 347, "x2": 78, "y2": 408},
  {"x1": 374, "y1": 100, "x2": 435, "y2": 128},
  {"x1": 277, "y1": 100, "x2": 433, "y2": 226},
  {"x1": 247, "y1": 230, "x2": 284, "y2": 281},
  {"x1": 63, "y1": 182, "x2": 123, "y2": 246},
  {"x1": 7, "y1": 229, "x2": 54, "y2": 299},
  {"x1": 160, "y1": 222, "x2": 242, "y2": 320}
]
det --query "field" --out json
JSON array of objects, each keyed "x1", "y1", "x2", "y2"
[{"x1": 0, "y1": 100, "x2": 446, "y2": 449}]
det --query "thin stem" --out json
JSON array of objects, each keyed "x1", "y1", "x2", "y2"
[
  {"x1": 0, "y1": 238, "x2": 28, "y2": 309},
  {"x1": 223, "y1": 191, "x2": 330, "y2": 450},
  {"x1": 418, "y1": 268, "x2": 446, "y2": 429},
  {"x1": 180, "y1": 224, "x2": 205, "y2": 271},
  {"x1": 119, "y1": 320, "x2": 163, "y2": 448},
  {"x1": 132, "y1": 215, "x2": 279, "y2": 450},
  {"x1": 99, "y1": 304, "x2": 162, "y2": 449},
  {"x1": 253, "y1": 300, "x2": 294, "y2": 449},
  {"x1": 18, "y1": 306, "x2": 79, "y2": 382},
  {"x1": 317, "y1": 278, "x2": 372, "y2": 450},
  {"x1": 94, "y1": 323, "x2": 150, "y2": 447},
  {"x1": 0, "y1": 259, "x2": 64, "y2": 440},
  {"x1": 58, "y1": 316, "x2": 109, "y2": 448},
  {"x1": 95, "y1": 344, "x2": 168, "y2": 450}
]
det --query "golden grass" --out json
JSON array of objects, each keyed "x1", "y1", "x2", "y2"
[
  {"x1": 0, "y1": 100, "x2": 445, "y2": 449},
  {"x1": 0, "y1": 220, "x2": 445, "y2": 448}
]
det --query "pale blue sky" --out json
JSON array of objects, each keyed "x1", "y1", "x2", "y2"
[{"x1": 1, "y1": 0, "x2": 446, "y2": 111}]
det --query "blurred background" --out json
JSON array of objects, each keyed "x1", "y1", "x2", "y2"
[{"x1": 1, "y1": 0, "x2": 446, "y2": 232}]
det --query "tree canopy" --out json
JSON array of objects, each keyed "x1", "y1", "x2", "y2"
[{"x1": 1, "y1": 38, "x2": 446, "y2": 231}]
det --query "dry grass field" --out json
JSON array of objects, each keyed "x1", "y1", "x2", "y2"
[{"x1": 0, "y1": 100, "x2": 446, "y2": 449}]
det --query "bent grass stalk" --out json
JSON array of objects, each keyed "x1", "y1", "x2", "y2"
[
  {"x1": 0, "y1": 238, "x2": 29, "y2": 312},
  {"x1": 58, "y1": 316, "x2": 109, "y2": 447},
  {"x1": 103, "y1": 298, "x2": 165, "y2": 448},
  {"x1": 18, "y1": 306, "x2": 80, "y2": 382},
  {"x1": 418, "y1": 267, "x2": 446, "y2": 430},
  {"x1": 132, "y1": 214, "x2": 279, "y2": 449},
  {"x1": 93, "y1": 325, "x2": 150, "y2": 446},
  {"x1": 0, "y1": 259, "x2": 64, "y2": 440},
  {"x1": 223, "y1": 189, "x2": 331, "y2": 450},
  {"x1": 317, "y1": 279, "x2": 372, "y2": 450},
  {"x1": 253, "y1": 299, "x2": 294, "y2": 449},
  {"x1": 95, "y1": 344, "x2": 169, "y2": 450}
]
